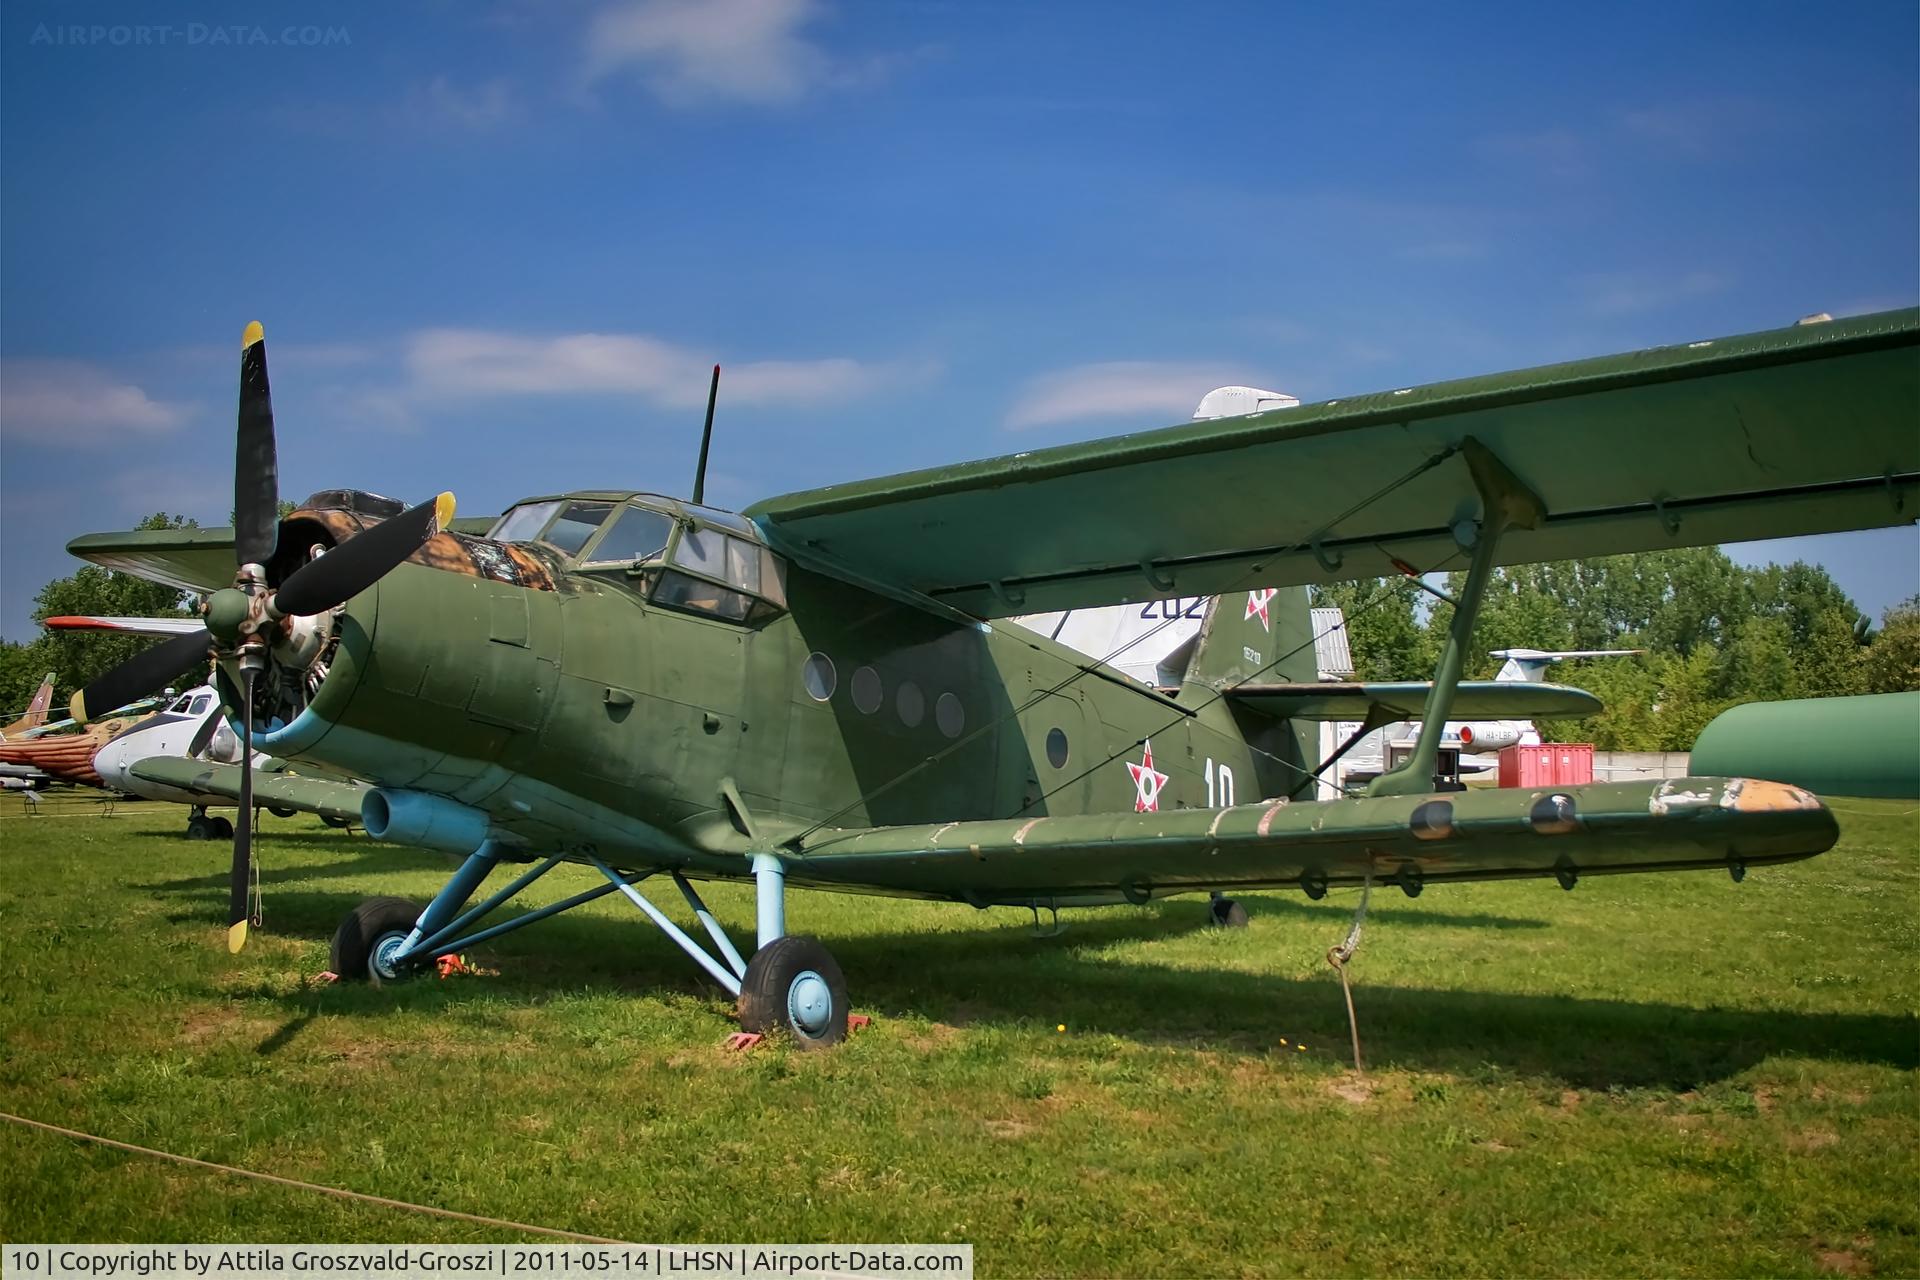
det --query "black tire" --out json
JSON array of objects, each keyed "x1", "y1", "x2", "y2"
[
  {"x1": 321, "y1": 814, "x2": 354, "y2": 829},
  {"x1": 1209, "y1": 897, "x2": 1249, "y2": 929},
  {"x1": 210, "y1": 816, "x2": 235, "y2": 840},
  {"x1": 330, "y1": 896, "x2": 424, "y2": 984},
  {"x1": 185, "y1": 816, "x2": 212, "y2": 841},
  {"x1": 268, "y1": 804, "x2": 298, "y2": 819},
  {"x1": 737, "y1": 935, "x2": 848, "y2": 1049}
]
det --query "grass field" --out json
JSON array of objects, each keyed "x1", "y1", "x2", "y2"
[{"x1": 0, "y1": 793, "x2": 1914, "y2": 1276}]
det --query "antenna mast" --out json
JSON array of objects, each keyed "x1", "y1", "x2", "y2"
[{"x1": 691, "y1": 364, "x2": 720, "y2": 505}]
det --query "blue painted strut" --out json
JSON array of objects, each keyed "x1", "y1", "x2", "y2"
[
  {"x1": 396, "y1": 853, "x2": 565, "y2": 964},
  {"x1": 591, "y1": 859, "x2": 743, "y2": 997},
  {"x1": 396, "y1": 873, "x2": 647, "y2": 963},
  {"x1": 673, "y1": 873, "x2": 748, "y2": 979},
  {"x1": 397, "y1": 842, "x2": 503, "y2": 956},
  {"x1": 753, "y1": 853, "x2": 786, "y2": 949}
]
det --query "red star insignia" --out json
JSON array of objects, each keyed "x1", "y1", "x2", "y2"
[
  {"x1": 1126, "y1": 739, "x2": 1170, "y2": 813},
  {"x1": 1245, "y1": 588, "x2": 1277, "y2": 631}
]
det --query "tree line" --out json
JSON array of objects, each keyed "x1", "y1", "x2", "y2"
[{"x1": 1310, "y1": 547, "x2": 1920, "y2": 750}]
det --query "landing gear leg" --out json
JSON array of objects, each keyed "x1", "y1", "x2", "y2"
[
  {"x1": 737, "y1": 853, "x2": 849, "y2": 1048},
  {"x1": 1208, "y1": 891, "x2": 1248, "y2": 929},
  {"x1": 186, "y1": 807, "x2": 213, "y2": 840}
]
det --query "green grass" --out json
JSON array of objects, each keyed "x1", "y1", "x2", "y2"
[{"x1": 1, "y1": 795, "x2": 1915, "y2": 1277}]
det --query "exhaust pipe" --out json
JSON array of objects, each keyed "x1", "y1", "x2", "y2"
[{"x1": 361, "y1": 788, "x2": 491, "y2": 854}]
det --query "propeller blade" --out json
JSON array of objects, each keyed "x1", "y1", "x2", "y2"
[
  {"x1": 272, "y1": 492, "x2": 454, "y2": 618},
  {"x1": 228, "y1": 666, "x2": 255, "y2": 953},
  {"x1": 69, "y1": 628, "x2": 212, "y2": 725},
  {"x1": 235, "y1": 321, "x2": 280, "y2": 568}
]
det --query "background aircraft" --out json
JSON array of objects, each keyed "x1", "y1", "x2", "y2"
[
  {"x1": 0, "y1": 672, "x2": 56, "y2": 740},
  {"x1": 60, "y1": 309, "x2": 1918, "y2": 1047}
]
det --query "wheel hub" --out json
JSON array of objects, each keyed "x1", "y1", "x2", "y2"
[
  {"x1": 370, "y1": 931, "x2": 411, "y2": 982},
  {"x1": 787, "y1": 969, "x2": 831, "y2": 1036}
]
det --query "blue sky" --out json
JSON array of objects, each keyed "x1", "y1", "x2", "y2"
[{"x1": 3, "y1": 0, "x2": 1915, "y2": 640}]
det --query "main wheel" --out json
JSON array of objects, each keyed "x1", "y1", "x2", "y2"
[
  {"x1": 185, "y1": 814, "x2": 213, "y2": 841},
  {"x1": 330, "y1": 897, "x2": 425, "y2": 984},
  {"x1": 737, "y1": 936, "x2": 849, "y2": 1049},
  {"x1": 210, "y1": 816, "x2": 235, "y2": 839},
  {"x1": 268, "y1": 804, "x2": 298, "y2": 819},
  {"x1": 1208, "y1": 897, "x2": 1249, "y2": 929},
  {"x1": 321, "y1": 814, "x2": 354, "y2": 829}
]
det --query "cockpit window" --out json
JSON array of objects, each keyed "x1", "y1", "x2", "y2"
[
  {"x1": 584, "y1": 505, "x2": 675, "y2": 566},
  {"x1": 168, "y1": 693, "x2": 194, "y2": 713},
  {"x1": 189, "y1": 694, "x2": 213, "y2": 716},
  {"x1": 489, "y1": 501, "x2": 560, "y2": 544},
  {"x1": 538, "y1": 501, "x2": 616, "y2": 556},
  {"x1": 654, "y1": 571, "x2": 754, "y2": 622}
]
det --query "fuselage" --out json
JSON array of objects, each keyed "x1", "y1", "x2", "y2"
[{"x1": 247, "y1": 492, "x2": 1310, "y2": 894}]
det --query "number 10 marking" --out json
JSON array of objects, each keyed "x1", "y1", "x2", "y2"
[{"x1": 1204, "y1": 758, "x2": 1235, "y2": 807}]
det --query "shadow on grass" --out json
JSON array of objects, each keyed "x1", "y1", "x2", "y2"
[{"x1": 212, "y1": 883, "x2": 1920, "y2": 1092}]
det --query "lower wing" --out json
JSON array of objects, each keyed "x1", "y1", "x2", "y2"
[
  {"x1": 129, "y1": 758, "x2": 368, "y2": 824},
  {"x1": 779, "y1": 777, "x2": 1833, "y2": 905}
]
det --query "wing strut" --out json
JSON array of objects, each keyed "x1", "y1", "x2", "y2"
[{"x1": 1368, "y1": 438, "x2": 1545, "y2": 798}]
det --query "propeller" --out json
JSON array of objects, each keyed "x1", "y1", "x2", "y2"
[{"x1": 68, "y1": 321, "x2": 455, "y2": 953}]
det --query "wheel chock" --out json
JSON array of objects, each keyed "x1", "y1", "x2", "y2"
[
  {"x1": 847, "y1": 1014, "x2": 872, "y2": 1034},
  {"x1": 725, "y1": 1032, "x2": 765, "y2": 1052},
  {"x1": 314, "y1": 971, "x2": 340, "y2": 984}
]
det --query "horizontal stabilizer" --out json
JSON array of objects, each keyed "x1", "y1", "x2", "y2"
[
  {"x1": 749, "y1": 309, "x2": 1919, "y2": 617},
  {"x1": 129, "y1": 757, "x2": 367, "y2": 823},
  {"x1": 788, "y1": 777, "x2": 1833, "y2": 904},
  {"x1": 1225, "y1": 680, "x2": 1601, "y2": 721}
]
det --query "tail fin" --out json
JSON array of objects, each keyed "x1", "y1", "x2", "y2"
[
  {"x1": 1491, "y1": 648, "x2": 1644, "y2": 683},
  {"x1": 2, "y1": 672, "x2": 57, "y2": 738},
  {"x1": 1184, "y1": 588, "x2": 1325, "y2": 689},
  {"x1": 25, "y1": 672, "x2": 55, "y2": 725}
]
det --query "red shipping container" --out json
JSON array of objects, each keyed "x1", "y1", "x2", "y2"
[{"x1": 1498, "y1": 743, "x2": 1594, "y2": 787}]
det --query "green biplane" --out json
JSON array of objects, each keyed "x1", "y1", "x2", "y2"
[{"x1": 67, "y1": 310, "x2": 1919, "y2": 1046}]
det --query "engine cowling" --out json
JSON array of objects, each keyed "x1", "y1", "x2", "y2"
[{"x1": 1457, "y1": 721, "x2": 1522, "y2": 752}]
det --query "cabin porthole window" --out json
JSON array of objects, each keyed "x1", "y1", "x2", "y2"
[
  {"x1": 896, "y1": 681, "x2": 925, "y2": 728},
  {"x1": 1046, "y1": 727, "x2": 1069, "y2": 769},
  {"x1": 936, "y1": 692, "x2": 965, "y2": 739},
  {"x1": 852, "y1": 666, "x2": 883, "y2": 714},
  {"x1": 802, "y1": 653, "x2": 837, "y2": 702}
]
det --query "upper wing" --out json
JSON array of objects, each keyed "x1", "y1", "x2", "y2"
[
  {"x1": 748, "y1": 310, "x2": 1919, "y2": 617},
  {"x1": 65, "y1": 527, "x2": 236, "y2": 594},
  {"x1": 128, "y1": 758, "x2": 368, "y2": 823},
  {"x1": 781, "y1": 776, "x2": 1834, "y2": 904},
  {"x1": 1226, "y1": 680, "x2": 1600, "y2": 722}
]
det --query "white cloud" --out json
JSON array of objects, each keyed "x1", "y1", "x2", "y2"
[
  {"x1": 1004, "y1": 361, "x2": 1264, "y2": 431},
  {"x1": 409, "y1": 75, "x2": 519, "y2": 131},
  {"x1": 583, "y1": 0, "x2": 831, "y2": 105},
  {"x1": 404, "y1": 328, "x2": 905, "y2": 408},
  {"x1": 0, "y1": 359, "x2": 190, "y2": 445}
]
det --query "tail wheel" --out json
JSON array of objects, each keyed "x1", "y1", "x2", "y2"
[
  {"x1": 738, "y1": 936, "x2": 848, "y2": 1049},
  {"x1": 330, "y1": 896, "x2": 424, "y2": 984}
]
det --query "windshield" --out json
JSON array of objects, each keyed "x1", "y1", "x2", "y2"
[
  {"x1": 489, "y1": 501, "x2": 560, "y2": 544},
  {"x1": 583, "y1": 505, "x2": 675, "y2": 565},
  {"x1": 538, "y1": 501, "x2": 615, "y2": 555}
]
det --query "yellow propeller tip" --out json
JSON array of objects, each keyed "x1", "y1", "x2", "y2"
[
  {"x1": 227, "y1": 920, "x2": 249, "y2": 954},
  {"x1": 68, "y1": 692, "x2": 88, "y2": 725},
  {"x1": 242, "y1": 321, "x2": 264, "y2": 349},
  {"x1": 434, "y1": 492, "x2": 457, "y2": 529}
]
